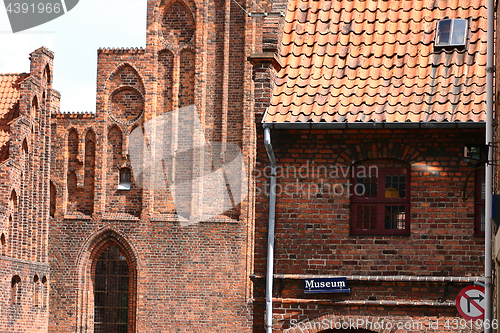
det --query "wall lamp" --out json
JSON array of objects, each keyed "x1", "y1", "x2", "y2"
[{"x1": 464, "y1": 143, "x2": 489, "y2": 162}]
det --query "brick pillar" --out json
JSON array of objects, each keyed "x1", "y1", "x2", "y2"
[{"x1": 247, "y1": 53, "x2": 282, "y2": 117}]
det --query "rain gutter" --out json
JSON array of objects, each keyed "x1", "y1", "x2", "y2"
[{"x1": 263, "y1": 127, "x2": 277, "y2": 333}]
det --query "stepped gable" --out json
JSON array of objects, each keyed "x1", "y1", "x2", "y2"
[
  {"x1": 0, "y1": 73, "x2": 29, "y2": 163},
  {"x1": 264, "y1": 0, "x2": 487, "y2": 124}
]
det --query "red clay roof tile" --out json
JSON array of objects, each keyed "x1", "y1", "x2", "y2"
[
  {"x1": 0, "y1": 73, "x2": 28, "y2": 163},
  {"x1": 264, "y1": 0, "x2": 487, "y2": 124}
]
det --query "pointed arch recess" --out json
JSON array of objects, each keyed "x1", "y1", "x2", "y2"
[
  {"x1": 43, "y1": 63, "x2": 51, "y2": 85},
  {"x1": 158, "y1": 49, "x2": 174, "y2": 114},
  {"x1": 67, "y1": 128, "x2": 79, "y2": 162},
  {"x1": 160, "y1": 0, "x2": 196, "y2": 50},
  {"x1": 105, "y1": 64, "x2": 145, "y2": 125},
  {"x1": 76, "y1": 227, "x2": 139, "y2": 333},
  {"x1": 179, "y1": 49, "x2": 195, "y2": 107},
  {"x1": 31, "y1": 95, "x2": 39, "y2": 119},
  {"x1": 105, "y1": 63, "x2": 145, "y2": 96},
  {"x1": 107, "y1": 125, "x2": 123, "y2": 161}
]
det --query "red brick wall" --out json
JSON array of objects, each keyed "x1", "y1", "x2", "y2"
[
  {"x1": 252, "y1": 127, "x2": 486, "y2": 332},
  {"x1": 0, "y1": 47, "x2": 56, "y2": 333},
  {"x1": 255, "y1": 128, "x2": 485, "y2": 276},
  {"x1": 47, "y1": 0, "x2": 256, "y2": 332}
]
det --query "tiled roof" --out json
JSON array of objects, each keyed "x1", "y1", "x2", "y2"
[
  {"x1": 264, "y1": 0, "x2": 487, "y2": 124},
  {"x1": 0, "y1": 74, "x2": 28, "y2": 163}
]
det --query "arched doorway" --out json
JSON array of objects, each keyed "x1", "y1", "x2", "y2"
[
  {"x1": 76, "y1": 228, "x2": 138, "y2": 333},
  {"x1": 93, "y1": 244, "x2": 130, "y2": 333}
]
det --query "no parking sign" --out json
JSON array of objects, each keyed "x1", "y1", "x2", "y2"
[{"x1": 456, "y1": 285, "x2": 485, "y2": 320}]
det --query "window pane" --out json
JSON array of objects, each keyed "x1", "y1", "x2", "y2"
[
  {"x1": 384, "y1": 205, "x2": 406, "y2": 230},
  {"x1": 451, "y1": 19, "x2": 467, "y2": 45},
  {"x1": 355, "y1": 205, "x2": 377, "y2": 230},
  {"x1": 481, "y1": 175, "x2": 485, "y2": 200},
  {"x1": 481, "y1": 206, "x2": 485, "y2": 232},
  {"x1": 436, "y1": 19, "x2": 451, "y2": 45},
  {"x1": 356, "y1": 175, "x2": 378, "y2": 198},
  {"x1": 385, "y1": 174, "x2": 406, "y2": 198}
]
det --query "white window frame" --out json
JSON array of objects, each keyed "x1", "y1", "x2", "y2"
[{"x1": 435, "y1": 18, "x2": 468, "y2": 47}]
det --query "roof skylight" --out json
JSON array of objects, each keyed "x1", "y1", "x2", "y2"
[{"x1": 435, "y1": 19, "x2": 468, "y2": 47}]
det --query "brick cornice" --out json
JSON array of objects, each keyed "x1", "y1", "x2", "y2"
[{"x1": 247, "y1": 52, "x2": 282, "y2": 72}]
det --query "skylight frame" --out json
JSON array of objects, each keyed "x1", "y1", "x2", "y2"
[{"x1": 435, "y1": 18, "x2": 469, "y2": 47}]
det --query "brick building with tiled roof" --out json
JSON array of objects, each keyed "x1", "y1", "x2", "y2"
[
  {"x1": 251, "y1": 0, "x2": 488, "y2": 332},
  {"x1": 0, "y1": 0, "x2": 493, "y2": 332},
  {"x1": 0, "y1": 0, "x2": 260, "y2": 331}
]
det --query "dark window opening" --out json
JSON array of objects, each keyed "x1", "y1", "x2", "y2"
[
  {"x1": 41, "y1": 276, "x2": 47, "y2": 308},
  {"x1": 351, "y1": 166, "x2": 410, "y2": 236},
  {"x1": 475, "y1": 168, "x2": 485, "y2": 236},
  {"x1": 94, "y1": 245, "x2": 130, "y2": 333},
  {"x1": 33, "y1": 275, "x2": 40, "y2": 306},
  {"x1": 50, "y1": 181, "x2": 56, "y2": 217},
  {"x1": 11, "y1": 275, "x2": 21, "y2": 305}
]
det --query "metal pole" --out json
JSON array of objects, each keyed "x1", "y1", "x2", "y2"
[
  {"x1": 264, "y1": 127, "x2": 277, "y2": 333},
  {"x1": 485, "y1": 0, "x2": 494, "y2": 330}
]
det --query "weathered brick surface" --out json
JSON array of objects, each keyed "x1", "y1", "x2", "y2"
[
  {"x1": 47, "y1": 0, "x2": 256, "y2": 332},
  {"x1": 2, "y1": 0, "x2": 490, "y2": 332},
  {"x1": 252, "y1": 127, "x2": 486, "y2": 332},
  {"x1": 0, "y1": 47, "x2": 57, "y2": 333}
]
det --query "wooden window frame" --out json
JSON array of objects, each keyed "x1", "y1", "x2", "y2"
[{"x1": 351, "y1": 166, "x2": 410, "y2": 236}]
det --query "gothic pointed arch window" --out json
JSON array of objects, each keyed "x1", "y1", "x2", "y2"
[
  {"x1": 41, "y1": 276, "x2": 47, "y2": 308},
  {"x1": 33, "y1": 274, "x2": 40, "y2": 306},
  {"x1": 93, "y1": 243, "x2": 135, "y2": 333}
]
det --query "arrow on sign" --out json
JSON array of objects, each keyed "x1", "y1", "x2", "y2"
[{"x1": 467, "y1": 295, "x2": 485, "y2": 313}]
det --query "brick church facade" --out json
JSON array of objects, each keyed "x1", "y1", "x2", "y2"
[{"x1": 0, "y1": 0, "x2": 492, "y2": 333}]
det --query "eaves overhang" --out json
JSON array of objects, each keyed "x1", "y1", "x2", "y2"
[{"x1": 262, "y1": 122, "x2": 486, "y2": 130}]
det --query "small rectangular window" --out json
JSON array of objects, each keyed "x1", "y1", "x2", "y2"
[
  {"x1": 435, "y1": 19, "x2": 468, "y2": 47},
  {"x1": 118, "y1": 168, "x2": 131, "y2": 190}
]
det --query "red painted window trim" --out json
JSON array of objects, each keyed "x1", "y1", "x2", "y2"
[{"x1": 351, "y1": 166, "x2": 410, "y2": 236}]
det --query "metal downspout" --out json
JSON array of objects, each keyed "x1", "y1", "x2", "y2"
[
  {"x1": 264, "y1": 127, "x2": 277, "y2": 333},
  {"x1": 485, "y1": 0, "x2": 494, "y2": 330}
]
